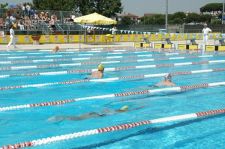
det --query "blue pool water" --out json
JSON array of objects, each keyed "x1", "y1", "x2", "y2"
[{"x1": 0, "y1": 49, "x2": 225, "y2": 149}]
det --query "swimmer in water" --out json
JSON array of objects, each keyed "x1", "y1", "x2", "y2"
[
  {"x1": 91, "y1": 64, "x2": 104, "y2": 79},
  {"x1": 52, "y1": 46, "x2": 60, "y2": 53},
  {"x1": 48, "y1": 105, "x2": 144, "y2": 122},
  {"x1": 155, "y1": 73, "x2": 176, "y2": 87}
]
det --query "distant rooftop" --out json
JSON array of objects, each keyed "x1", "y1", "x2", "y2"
[
  {"x1": 117, "y1": 12, "x2": 140, "y2": 18},
  {"x1": 143, "y1": 13, "x2": 161, "y2": 17}
]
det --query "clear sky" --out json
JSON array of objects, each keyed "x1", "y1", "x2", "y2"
[
  {"x1": 121, "y1": 0, "x2": 223, "y2": 15},
  {"x1": 1, "y1": 0, "x2": 223, "y2": 16}
]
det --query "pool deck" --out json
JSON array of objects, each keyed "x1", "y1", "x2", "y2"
[
  {"x1": 0, "y1": 40, "x2": 215, "y2": 51},
  {"x1": 0, "y1": 42, "x2": 134, "y2": 51}
]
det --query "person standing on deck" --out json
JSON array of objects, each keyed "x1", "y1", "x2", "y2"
[
  {"x1": 202, "y1": 24, "x2": 212, "y2": 44},
  {"x1": 7, "y1": 25, "x2": 16, "y2": 49}
]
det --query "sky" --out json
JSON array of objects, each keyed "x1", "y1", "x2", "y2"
[
  {"x1": 1, "y1": 0, "x2": 223, "y2": 16},
  {"x1": 121, "y1": 0, "x2": 223, "y2": 15}
]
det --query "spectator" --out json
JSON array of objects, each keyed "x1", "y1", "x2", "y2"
[
  {"x1": 18, "y1": 20, "x2": 25, "y2": 31},
  {"x1": 39, "y1": 12, "x2": 45, "y2": 22},
  {"x1": 21, "y1": 4, "x2": 26, "y2": 17},
  {"x1": 34, "y1": 13, "x2": 39, "y2": 20},
  {"x1": 0, "y1": 18, "x2": 4, "y2": 29},
  {"x1": 24, "y1": 16, "x2": 31, "y2": 30},
  {"x1": 111, "y1": 26, "x2": 117, "y2": 35},
  {"x1": 26, "y1": 4, "x2": 31, "y2": 17},
  {"x1": 0, "y1": 31, "x2": 4, "y2": 37},
  {"x1": 49, "y1": 15, "x2": 56, "y2": 32},
  {"x1": 87, "y1": 27, "x2": 92, "y2": 35},
  {"x1": 44, "y1": 12, "x2": 50, "y2": 23},
  {"x1": 30, "y1": 9, "x2": 35, "y2": 17},
  {"x1": 32, "y1": 15, "x2": 38, "y2": 30},
  {"x1": 10, "y1": 15, "x2": 16, "y2": 24},
  {"x1": 71, "y1": 15, "x2": 76, "y2": 20},
  {"x1": 5, "y1": 16, "x2": 10, "y2": 29}
]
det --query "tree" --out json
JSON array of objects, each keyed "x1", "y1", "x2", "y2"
[
  {"x1": 211, "y1": 18, "x2": 222, "y2": 24},
  {"x1": 170, "y1": 18, "x2": 184, "y2": 24},
  {"x1": 200, "y1": 3, "x2": 222, "y2": 13},
  {"x1": 0, "y1": 2, "x2": 8, "y2": 9},
  {"x1": 74, "y1": 0, "x2": 122, "y2": 17},
  {"x1": 185, "y1": 13, "x2": 201, "y2": 23},
  {"x1": 199, "y1": 14, "x2": 212, "y2": 23},
  {"x1": 33, "y1": 0, "x2": 76, "y2": 11},
  {"x1": 119, "y1": 16, "x2": 134, "y2": 25},
  {"x1": 153, "y1": 14, "x2": 165, "y2": 25},
  {"x1": 32, "y1": 0, "x2": 122, "y2": 17},
  {"x1": 73, "y1": 0, "x2": 95, "y2": 15},
  {"x1": 169, "y1": 12, "x2": 186, "y2": 24},
  {"x1": 141, "y1": 14, "x2": 165, "y2": 25}
]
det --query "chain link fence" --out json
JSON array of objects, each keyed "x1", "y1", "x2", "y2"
[
  {"x1": 1, "y1": 8, "x2": 225, "y2": 35},
  {"x1": 184, "y1": 24, "x2": 225, "y2": 33}
]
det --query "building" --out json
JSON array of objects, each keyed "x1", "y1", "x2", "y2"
[{"x1": 116, "y1": 12, "x2": 140, "y2": 23}]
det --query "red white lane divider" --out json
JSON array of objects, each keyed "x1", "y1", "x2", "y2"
[
  {"x1": 1, "y1": 59, "x2": 225, "y2": 78},
  {"x1": 1, "y1": 108, "x2": 225, "y2": 149},
  {"x1": 0, "y1": 52, "x2": 219, "y2": 65},
  {"x1": 0, "y1": 51, "x2": 201, "y2": 64},
  {"x1": 0, "y1": 55, "x2": 216, "y2": 71},
  {"x1": 0, "y1": 81, "x2": 225, "y2": 112},
  {"x1": 1, "y1": 67, "x2": 225, "y2": 91}
]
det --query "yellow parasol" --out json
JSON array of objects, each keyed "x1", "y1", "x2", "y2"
[{"x1": 74, "y1": 12, "x2": 117, "y2": 25}]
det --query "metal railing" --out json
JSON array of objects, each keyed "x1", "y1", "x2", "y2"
[{"x1": 1, "y1": 8, "x2": 225, "y2": 34}]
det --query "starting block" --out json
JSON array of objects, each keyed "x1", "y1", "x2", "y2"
[{"x1": 134, "y1": 42, "x2": 151, "y2": 48}]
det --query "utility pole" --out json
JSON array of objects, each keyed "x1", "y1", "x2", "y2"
[
  {"x1": 223, "y1": 0, "x2": 225, "y2": 24},
  {"x1": 165, "y1": 0, "x2": 168, "y2": 32}
]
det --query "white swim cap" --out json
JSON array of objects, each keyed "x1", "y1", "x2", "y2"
[{"x1": 164, "y1": 73, "x2": 172, "y2": 81}]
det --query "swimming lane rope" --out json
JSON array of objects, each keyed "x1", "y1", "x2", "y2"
[
  {"x1": 0, "y1": 59, "x2": 224, "y2": 78},
  {"x1": 0, "y1": 81, "x2": 225, "y2": 112},
  {"x1": 1, "y1": 107, "x2": 225, "y2": 149},
  {"x1": 0, "y1": 55, "x2": 215, "y2": 70},
  {"x1": 0, "y1": 52, "x2": 186, "y2": 64},
  {"x1": 0, "y1": 67, "x2": 225, "y2": 91}
]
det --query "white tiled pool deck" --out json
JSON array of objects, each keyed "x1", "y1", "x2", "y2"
[{"x1": 0, "y1": 40, "x2": 215, "y2": 51}]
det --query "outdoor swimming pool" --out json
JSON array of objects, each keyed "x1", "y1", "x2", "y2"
[{"x1": 0, "y1": 48, "x2": 225, "y2": 149}]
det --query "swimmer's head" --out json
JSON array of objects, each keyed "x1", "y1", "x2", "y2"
[
  {"x1": 119, "y1": 105, "x2": 129, "y2": 111},
  {"x1": 98, "y1": 64, "x2": 104, "y2": 71},
  {"x1": 55, "y1": 46, "x2": 59, "y2": 51},
  {"x1": 164, "y1": 73, "x2": 172, "y2": 81},
  {"x1": 53, "y1": 46, "x2": 59, "y2": 52}
]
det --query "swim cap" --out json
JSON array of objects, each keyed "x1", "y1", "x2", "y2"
[
  {"x1": 164, "y1": 73, "x2": 172, "y2": 81},
  {"x1": 98, "y1": 64, "x2": 104, "y2": 71},
  {"x1": 119, "y1": 105, "x2": 129, "y2": 111}
]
